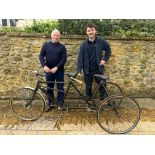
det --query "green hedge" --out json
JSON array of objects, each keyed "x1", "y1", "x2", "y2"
[
  {"x1": 24, "y1": 20, "x2": 58, "y2": 34},
  {"x1": 58, "y1": 19, "x2": 155, "y2": 37},
  {"x1": 1, "y1": 19, "x2": 155, "y2": 37},
  {"x1": 58, "y1": 19, "x2": 113, "y2": 36}
]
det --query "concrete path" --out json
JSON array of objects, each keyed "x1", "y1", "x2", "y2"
[{"x1": 0, "y1": 98, "x2": 155, "y2": 135}]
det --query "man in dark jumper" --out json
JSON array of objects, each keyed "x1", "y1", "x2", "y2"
[{"x1": 39, "y1": 29, "x2": 67, "y2": 112}]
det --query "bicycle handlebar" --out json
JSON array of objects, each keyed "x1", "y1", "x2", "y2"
[
  {"x1": 33, "y1": 70, "x2": 45, "y2": 77},
  {"x1": 70, "y1": 77, "x2": 83, "y2": 84}
]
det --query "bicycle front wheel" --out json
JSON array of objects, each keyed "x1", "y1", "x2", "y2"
[
  {"x1": 97, "y1": 95, "x2": 140, "y2": 134},
  {"x1": 10, "y1": 87, "x2": 45, "y2": 121}
]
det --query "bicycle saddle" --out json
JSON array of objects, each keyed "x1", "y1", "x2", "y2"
[{"x1": 93, "y1": 74, "x2": 109, "y2": 80}]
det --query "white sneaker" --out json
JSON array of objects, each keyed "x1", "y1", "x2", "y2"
[{"x1": 57, "y1": 106, "x2": 64, "y2": 111}]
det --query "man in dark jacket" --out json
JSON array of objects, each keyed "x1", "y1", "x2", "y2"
[
  {"x1": 39, "y1": 29, "x2": 67, "y2": 112},
  {"x1": 77, "y1": 23, "x2": 111, "y2": 101}
]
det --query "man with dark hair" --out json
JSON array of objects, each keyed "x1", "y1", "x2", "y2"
[
  {"x1": 39, "y1": 29, "x2": 67, "y2": 112},
  {"x1": 77, "y1": 23, "x2": 111, "y2": 101},
  {"x1": 85, "y1": 23, "x2": 97, "y2": 31}
]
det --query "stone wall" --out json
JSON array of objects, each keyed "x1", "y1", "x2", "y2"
[{"x1": 0, "y1": 32, "x2": 155, "y2": 97}]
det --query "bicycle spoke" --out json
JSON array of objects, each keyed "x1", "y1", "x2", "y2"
[
  {"x1": 10, "y1": 88, "x2": 45, "y2": 121},
  {"x1": 97, "y1": 95, "x2": 140, "y2": 134}
]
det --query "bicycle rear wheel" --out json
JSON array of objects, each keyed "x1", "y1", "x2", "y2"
[
  {"x1": 97, "y1": 95, "x2": 140, "y2": 134},
  {"x1": 10, "y1": 87, "x2": 45, "y2": 121}
]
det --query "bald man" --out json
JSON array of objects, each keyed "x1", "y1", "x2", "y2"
[{"x1": 39, "y1": 29, "x2": 67, "y2": 112}]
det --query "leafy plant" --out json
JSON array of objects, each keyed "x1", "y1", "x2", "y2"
[
  {"x1": 0, "y1": 27, "x2": 24, "y2": 32},
  {"x1": 24, "y1": 20, "x2": 58, "y2": 34}
]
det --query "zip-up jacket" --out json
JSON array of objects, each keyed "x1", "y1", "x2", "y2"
[{"x1": 77, "y1": 36, "x2": 111, "y2": 74}]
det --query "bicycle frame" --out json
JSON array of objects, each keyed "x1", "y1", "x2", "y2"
[
  {"x1": 92, "y1": 80, "x2": 108, "y2": 99},
  {"x1": 10, "y1": 71, "x2": 140, "y2": 134},
  {"x1": 32, "y1": 77, "x2": 94, "y2": 109}
]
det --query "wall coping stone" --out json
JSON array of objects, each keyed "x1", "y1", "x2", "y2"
[
  {"x1": 0, "y1": 32, "x2": 6, "y2": 36},
  {"x1": 1, "y1": 32, "x2": 155, "y2": 41}
]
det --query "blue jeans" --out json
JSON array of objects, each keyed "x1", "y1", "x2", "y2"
[{"x1": 45, "y1": 70, "x2": 64, "y2": 106}]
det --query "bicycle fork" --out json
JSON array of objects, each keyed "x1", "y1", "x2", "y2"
[{"x1": 24, "y1": 83, "x2": 39, "y2": 109}]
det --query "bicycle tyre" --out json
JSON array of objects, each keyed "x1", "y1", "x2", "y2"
[
  {"x1": 97, "y1": 95, "x2": 140, "y2": 134},
  {"x1": 10, "y1": 87, "x2": 45, "y2": 121}
]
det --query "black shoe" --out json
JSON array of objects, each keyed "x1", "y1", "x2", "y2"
[{"x1": 45, "y1": 106, "x2": 53, "y2": 112}]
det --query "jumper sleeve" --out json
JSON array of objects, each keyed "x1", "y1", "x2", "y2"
[
  {"x1": 102, "y1": 40, "x2": 111, "y2": 62},
  {"x1": 77, "y1": 45, "x2": 84, "y2": 73},
  {"x1": 39, "y1": 43, "x2": 47, "y2": 67},
  {"x1": 56, "y1": 46, "x2": 67, "y2": 69}
]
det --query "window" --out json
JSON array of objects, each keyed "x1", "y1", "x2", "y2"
[
  {"x1": 2, "y1": 19, "x2": 7, "y2": 26},
  {"x1": 0, "y1": 19, "x2": 17, "y2": 27},
  {"x1": 10, "y1": 19, "x2": 16, "y2": 26}
]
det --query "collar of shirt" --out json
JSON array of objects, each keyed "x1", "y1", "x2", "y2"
[
  {"x1": 51, "y1": 40, "x2": 60, "y2": 44},
  {"x1": 87, "y1": 37, "x2": 97, "y2": 44}
]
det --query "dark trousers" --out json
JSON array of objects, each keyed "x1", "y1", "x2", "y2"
[
  {"x1": 84, "y1": 74, "x2": 107, "y2": 100},
  {"x1": 45, "y1": 70, "x2": 64, "y2": 106}
]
